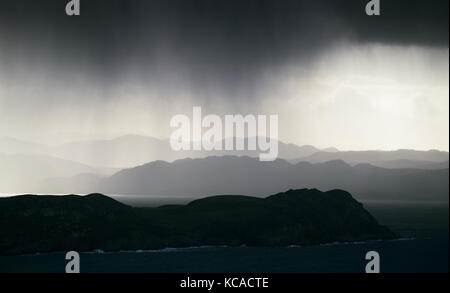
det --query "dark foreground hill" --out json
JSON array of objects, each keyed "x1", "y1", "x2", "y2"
[{"x1": 0, "y1": 189, "x2": 395, "y2": 255}]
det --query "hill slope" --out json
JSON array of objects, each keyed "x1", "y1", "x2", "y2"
[{"x1": 0, "y1": 189, "x2": 394, "y2": 255}]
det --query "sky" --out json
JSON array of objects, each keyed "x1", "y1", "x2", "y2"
[{"x1": 0, "y1": 0, "x2": 448, "y2": 150}]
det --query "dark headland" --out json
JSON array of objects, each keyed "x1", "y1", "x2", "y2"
[{"x1": 0, "y1": 189, "x2": 395, "y2": 255}]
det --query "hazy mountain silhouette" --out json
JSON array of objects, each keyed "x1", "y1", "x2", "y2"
[
  {"x1": 295, "y1": 149, "x2": 449, "y2": 165},
  {"x1": 322, "y1": 147, "x2": 339, "y2": 152},
  {"x1": 1, "y1": 135, "x2": 321, "y2": 168},
  {"x1": 43, "y1": 156, "x2": 449, "y2": 202},
  {"x1": 52, "y1": 135, "x2": 173, "y2": 168},
  {"x1": 0, "y1": 153, "x2": 100, "y2": 192},
  {"x1": 2, "y1": 135, "x2": 448, "y2": 197},
  {"x1": 370, "y1": 160, "x2": 449, "y2": 170},
  {"x1": 52, "y1": 135, "x2": 321, "y2": 168},
  {"x1": 2, "y1": 135, "x2": 448, "y2": 169},
  {"x1": 0, "y1": 189, "x2": 395, "y2": 255},
  {"x1": 38, "y1": 173, "x2": 103, "y2": 194}
]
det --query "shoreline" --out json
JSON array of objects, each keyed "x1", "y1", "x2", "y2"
[{"x1": 10, "y1": 237, "x2": 421, "y2": 257}]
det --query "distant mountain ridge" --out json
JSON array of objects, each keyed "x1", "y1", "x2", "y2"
[
  {"x1": 369, "y1": 159, "x2": 449, "y2": 170},
  {"x1": 1, "y1": 135, "x2": 448, "y2": 197},
  {"x1": 42, "y1": 156, "x2": 449, "y2": 202},
  {"x1": 295, "y1": 149, "x2": 449, "y2": 165},
  {"x1": 0, "y1": 189, "x2": 395, "y2": 255},
  {"x1": 0, "y1": 153, "x2": 98, "y2": 192},
  {"x1": 50, "y1": 135, "x2": 324, "y2": 168},
  {"x1": 1, "y1": 134, "x2": 448, "y2": 169},
  {"x1": 1, "y1": 135, "x2": 323, "y2": 168}
]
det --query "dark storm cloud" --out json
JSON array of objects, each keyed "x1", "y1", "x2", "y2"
[{"x1": 0, "y1": 0, "x2": 448, "y2": 95}]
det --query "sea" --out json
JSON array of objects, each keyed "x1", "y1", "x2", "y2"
[{"x1": 0, "y1": 194, "x2": 448, "y2": 273}]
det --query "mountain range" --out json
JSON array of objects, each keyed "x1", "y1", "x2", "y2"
[
  {"x1": 39, "y1": 156, "x2": 449, "y2": 202},
  {"x1": 0, "y1": 135, "x2": 322, "y2": 168},
  {"x1": 295, "y1": 149, "x2": 449, "y2": 165},
  {"x1": 1, "y1": 135, "x2": 448, "y2": 201},
  {"x1": 0, "y1": 153, "x2": 99, "y2": 193},
  {"x1": 2, "y1": 135, "x2": 448, "y2": 168}
]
